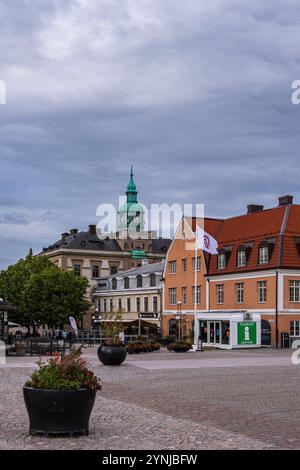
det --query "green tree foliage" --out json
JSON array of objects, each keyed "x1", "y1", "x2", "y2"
[{"x1": 0, "y1": 254, "x2": 89, "y2": 330}]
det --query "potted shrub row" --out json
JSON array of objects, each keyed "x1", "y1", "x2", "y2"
[
  {"x1": 23, "y1": 347, "x2": 101, "y2": 437},
  {"x1": 126, "y1": 338, "x2": 160, "y2": 354},
  {"x1": 167, "y1": 339, "x2": 192, "y2": 353}
]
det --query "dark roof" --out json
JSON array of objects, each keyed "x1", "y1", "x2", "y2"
[
  {"x1": 0, "y1": 299, "x2": 16, "y2": 310},
  {"x1": 151, "y1": 238, "x2": 172, "y2": 254},
  {"x1": 42, "y1": 231, "x2": 122, "y2": 254},
  {"x1": 41, "y1": 229, "x2": 171, "y2": 255}
]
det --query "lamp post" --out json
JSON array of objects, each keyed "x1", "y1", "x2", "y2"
[
  {"x1": 92, "y1": 308, "x2": 102, "y2": 343},
  {"x1": 176, "y1": 300, "x2": 182, "y2": 340}
]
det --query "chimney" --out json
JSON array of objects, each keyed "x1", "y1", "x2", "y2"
[
  {"x1": 278, "y1": 195, "x2": 293, "y2": 206},
  {"x1": 88, "y1": 224, "x2": 97, "y2": 235},
  {"x1": 247, "y1": 204, "x2": 264, "y2": 214},
  {"x1": 61, "y1": 232, "x2": 69, "y2": 239},
  {"x1": 69, "y1": 228, "x2": 78, "y2": 235}
]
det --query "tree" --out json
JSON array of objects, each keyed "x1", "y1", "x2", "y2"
[
  {"x1": 0, "y1": 254, "x2": 89, "y2": 331},
  {"x1": 21, "y1": 268, "x2": 89, "y2": 329}
]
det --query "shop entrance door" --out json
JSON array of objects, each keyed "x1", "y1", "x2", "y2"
[{"x1": 209, "y1": 321, "x2": 221, "y2": 345}]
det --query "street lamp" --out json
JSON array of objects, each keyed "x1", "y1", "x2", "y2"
[{"x1": 176, "y1": 301, "x2": 182, "y2": 340}]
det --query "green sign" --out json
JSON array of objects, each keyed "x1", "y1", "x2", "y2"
[
  {"x1": 237, "y1": 322, "x2": 257, "y2": 345},
  {"x1": 131, "y1": 250, "x2": 146, "y2": 259}
]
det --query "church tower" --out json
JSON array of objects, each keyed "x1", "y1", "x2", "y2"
[{"x1": 118, "y1": 166, "x2": 145, "y2": 236}]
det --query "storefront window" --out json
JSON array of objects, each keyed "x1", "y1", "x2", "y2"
[
  {"x1": 200, "y1": 320, "x2": 207, "y2": 342},
  {"x1": 221, "y1": 321, "x2": 230, "y2": 345}
]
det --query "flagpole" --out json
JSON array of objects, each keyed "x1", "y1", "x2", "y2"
[{"x1": 194, "y1": 227, "x2": 198, "y2": 349}]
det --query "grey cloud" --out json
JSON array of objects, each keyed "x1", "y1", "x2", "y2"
[{"x1": 0, "y1": 0, "x2": 300, "y2": 268}]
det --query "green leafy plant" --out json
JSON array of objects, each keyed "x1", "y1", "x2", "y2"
[
  {"x1": 0, "y1": 254, "x2": 89, "y2": 333},
  {"x1": 167, "y1": 339, "x2": 192, "y2": 353},
  {"x1": 25, "y1": 347, "x2": 101, "y2": 391},
  {"x1": 100, "y1": 309, "x2": 125, "y2": 345}
]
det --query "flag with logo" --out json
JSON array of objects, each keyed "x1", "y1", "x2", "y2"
[
  {"x1": 69, "y1": 316, "x2": 78, "y2": 333},
  {"x1": 196, "y1": 225, "x2": 218, "y2": 254}
]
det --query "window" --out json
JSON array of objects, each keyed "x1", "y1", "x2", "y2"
[
  {"x1": 150, "y1": 273, "x2": 156, "y2": 287},
  {"x1": 136, "y1": 297, "x2": 141, "y2": 313},
  {"x1": 118, "y1": 298, "x2": 122, "y2": 311},
  {"x1": 73, "y1": 264, "x2": 81, "y2": 276},
  {"x1": 192, "y1": 285, "x2": 201, "y2": 304},
  {"x1": 258, "y1": 281, "x2": 267, "y2": 303},
  {"x1": 127, "y1": 298, "x2": 131, "y2": 312},
  {"x1": 218, "y1": 253, "x2": 226, "y2": 270},
  {"x1": 112, "y1": 278, "x2": 117, "y2": 290},
  {"x1": 192, "y1": 256, "x2": 201, "y2": 271},
  {"x1": 237, "y1": 250, "x2": 246, "y2": 267},
  {"x1": 290, "y1": 321, "x2": 300, "y2": 337},
  {"x1": 236, "y1": 283, "x2": 244, "y2": 304},
  {"x1": 110, "y1": 266, "x2": 118, "y2": 275},
  {"x1": 137, "y1": 275, "x2": 143, "y2": 288},
  {"x1": 290, "y1": 280, "x2": 300, "y2": 302},
  {"x1": 124, "y1": 277, "x2": 130, "y2": 289},
  {"x1": 259, "y1": 246, "x2": 269, "y2": 264},
  {"x1": 92, "y1": 265, "x2": 99, "y2": 278},
  {"x1": 169, "y1": 261, "x2": 177, "y2": 274},
  {"x1": 182, "y1": 259, "x2": 187, "y2": 272},
  {"x1": 169, "y1": 288, "x2": 177, "y2": 305},
  {"x1": 169, "y1": 318, "x2": 178, "y2": 336},
  {"x1": 153, "y1": 296, "x2": 158, "y2": 313},
  {"x1": 216, "y1": 284, "x2": 224, "y2": 304},
  {"x1": 144, "y1": 297, "x2": 149, "y2": 313},
  {"x1": 103, "y1": 299, "x2": 107, "y2": 312},
  {"x1": 200, "y1": 320, "x2": 207, "y2": 342},
  {"x1": 221, "y1": 321, "x2": 230, "y2": 345},
  {"x1": 110, "y1": 299, "x2": 113, "y2": 312},
  {"x1": 182, "y1": 287, "x2": 187, "y2": 305}
]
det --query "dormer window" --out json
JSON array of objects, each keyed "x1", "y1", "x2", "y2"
[
  {"x1": 150, "y1": 273, "x2": 156, "y2": 287},
  {"x1": 137, "y1": 275, "x2": 143, "y2": 288},
  {"x1": 259, "y1": 246, "x2": 269, "y2": 264},
  {"x1": 124, "y1": 277, "x2": 130, "y2": 289},
  {"x1": 237, "y1": 250, "x2": 246, "y2": 267},
  {"x1": 218, "y1": 253, "x2": 226, "y2": 270}
]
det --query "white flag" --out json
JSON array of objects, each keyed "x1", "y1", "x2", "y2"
[
  {"x1": 196, "y1": 226, "x2": 218, "y2": 254},
  {"x1": 69, "y1": 316, "x2": 78, "y2": 333}
]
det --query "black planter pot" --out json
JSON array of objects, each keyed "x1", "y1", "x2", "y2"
[
  {"x1": 23, "y1": 387, "x2": 96, "y2": 437},
  {"x1": 98, "y1": 344, "x2": 127, "y2": 366}
]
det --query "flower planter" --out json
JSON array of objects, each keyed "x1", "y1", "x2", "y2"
[
  {"x1": 23, "y1": 387, "x2": 96, "y2": 437},
  {"x1": 98, "y1": 344, "x2": 127, "y2": 366}
]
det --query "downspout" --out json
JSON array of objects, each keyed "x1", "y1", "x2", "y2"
[
  {"x1": 275, "y1": 270, "x2": 279, "y2": 349},
  {"x1": 277, "y1": 205, "x2": 290, "y2": 348}
]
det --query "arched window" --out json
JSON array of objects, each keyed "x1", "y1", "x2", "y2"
[
  {"x1": 112, "y1": 278, "x2": 117, "y2": 290},
  {"x1": 137, "y1": 275, "x2": 143, "y2": 288},
  {"x1": 169, "y1": 319, "x2": 178, "y2": 337},
  {"x1": 150, "y1": 273, "x2": 156, "y2": 287},
  {"x1": 124, "y1": 277, "x2": 130, "y2": 289}
]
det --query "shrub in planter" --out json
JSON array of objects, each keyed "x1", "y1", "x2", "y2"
[
  {"x1": 126, "y1": 339, "x2": 160, "y2": 354},
  {"x1": 97, "y1": 310, "x2": 127, "y2": 366},
  {"x1": 167, "y1": 340, "x2": 192, "y2": 353},
  {"x1": 23, "y1": 347, "x2": 101, "y2": 436}
]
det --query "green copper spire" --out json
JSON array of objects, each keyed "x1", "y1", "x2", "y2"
[
  {"x1": 118, "y1": 166, "x2": 144, "y2": 233},
  {"x1": 126, "y1": 165, "x2": 137, "y2": 203}
]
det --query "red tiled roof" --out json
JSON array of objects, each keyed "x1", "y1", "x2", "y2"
[{"x1": 188, "y1": 204, "x2": 300, "y2": 275}]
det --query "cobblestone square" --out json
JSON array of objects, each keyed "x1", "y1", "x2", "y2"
[{"x1": 1, "y1": 348, "x2": 300, "y2": 450}]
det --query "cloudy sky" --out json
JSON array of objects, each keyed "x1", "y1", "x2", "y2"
[{"x1": 0, "y1": 0, "x2": 300, "y2": 269}]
